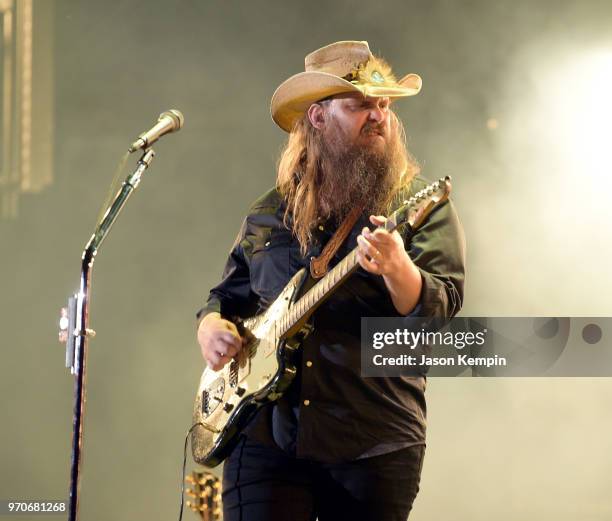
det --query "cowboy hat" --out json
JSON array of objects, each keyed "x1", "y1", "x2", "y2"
[{"x1": 270, "y1": 40, "x2": 422, "y2": 132}]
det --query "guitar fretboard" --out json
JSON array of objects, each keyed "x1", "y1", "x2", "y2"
[{"x1": 279, "y1": 247, "x2": 360, "y2": 337}]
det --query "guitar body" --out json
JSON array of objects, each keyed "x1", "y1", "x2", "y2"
[{"x1": 192, "y1": 267, "x2": 310, "y2": 467}]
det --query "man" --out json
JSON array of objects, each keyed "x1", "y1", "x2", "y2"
[{"x1": 196, "y1": 41, "x2": 465, "y2": 521}]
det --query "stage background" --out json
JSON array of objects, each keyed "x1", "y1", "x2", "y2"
[{"x1": 1, "y1": 1, "x2": 612, "y2": 520}]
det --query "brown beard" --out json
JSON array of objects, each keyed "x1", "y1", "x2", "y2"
[{"x1": 317, "y1": 117, "x2": 406, "y2": 222}]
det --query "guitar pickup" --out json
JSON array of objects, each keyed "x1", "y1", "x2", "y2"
[{"x1": 228, "y1": 360, "x2": 239, "y2": 388}]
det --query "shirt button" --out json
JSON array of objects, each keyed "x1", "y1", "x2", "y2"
[
  {"x1": 303, "y1": 399, "x2": 310, "y2": 406},
  {"x1": 305, "y1": 360, "x2": 313, "y2": 367}
]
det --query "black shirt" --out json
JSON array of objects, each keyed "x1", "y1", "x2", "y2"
[{"x1": 197, "y1": 176, "x2": 466, "y2": 463}]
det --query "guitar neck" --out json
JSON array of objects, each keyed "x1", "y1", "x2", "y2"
[{"x1": 280, "y1": 246, "x2": 361, "y2": 338}]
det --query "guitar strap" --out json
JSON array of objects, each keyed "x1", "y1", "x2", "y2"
[{"x1": 309, "y1": 205, "x2": 363, "y2": 279}]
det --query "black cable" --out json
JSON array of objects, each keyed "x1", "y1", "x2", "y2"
[{"x1": 177, "y1": 423, "x2": 206, "y2": 521}]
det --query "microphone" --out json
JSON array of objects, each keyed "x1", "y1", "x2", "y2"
[{"x1": 129, "y1": 109, "x2": 184, "y2": 153}]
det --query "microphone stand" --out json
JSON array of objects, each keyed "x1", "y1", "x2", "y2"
[{"x1": 60, "y1": 148, "x2": 155, "y2": 521}]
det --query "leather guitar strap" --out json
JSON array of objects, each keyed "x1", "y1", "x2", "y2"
[{"x1": 310, "y1": 205, "x2": 363, "y2": 279}]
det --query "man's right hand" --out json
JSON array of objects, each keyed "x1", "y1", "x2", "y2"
[{"x1": 197, "y1": 312, "x2": 244, "y2": 371}]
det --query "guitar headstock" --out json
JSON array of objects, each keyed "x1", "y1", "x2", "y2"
[
  {"x1": 185, "y1": 471, "x2": 222, "y2": 521},
  {"x1": 386, "y1": 175, "x2": 452, "y2": 233}
]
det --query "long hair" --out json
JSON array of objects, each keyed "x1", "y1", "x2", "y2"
[{"x1": 276, "y1": 109, "x2": 420, "y2": 255}]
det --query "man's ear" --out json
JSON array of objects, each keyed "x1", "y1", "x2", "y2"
[{"x1": 307, "y1": 102, "x2": 326, "y2": 130}]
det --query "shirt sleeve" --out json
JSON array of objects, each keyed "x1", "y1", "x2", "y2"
[
  {"x1": 404, "y1": 198, "x2": 466, "y2": 318},
  {"x1": 196, "y1": 217, "x2": 260, "y2": 323}
]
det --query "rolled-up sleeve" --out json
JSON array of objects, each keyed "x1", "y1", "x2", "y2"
[{"x1": 405, "y1": 198, "x2": 466, "y2": 318}]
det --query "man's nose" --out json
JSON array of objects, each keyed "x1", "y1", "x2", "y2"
[{"x1": 368, "y1": 106, "x2": 386, "y2": 123}]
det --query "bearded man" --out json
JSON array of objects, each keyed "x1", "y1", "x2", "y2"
[{"x1": 196, "y1": 41, "x2": 465, "y2": 521}]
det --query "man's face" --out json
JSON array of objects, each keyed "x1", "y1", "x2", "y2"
[
  {"x1": 308, "y1": 93, "x2": 406, "y2": 220},
  {"x1": 323, "y1": 93, "x2": 392, "y2": 153}
]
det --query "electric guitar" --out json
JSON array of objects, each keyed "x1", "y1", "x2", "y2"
[{"x1": 191, "y1": 176, "x2": 452, "y2": 467}]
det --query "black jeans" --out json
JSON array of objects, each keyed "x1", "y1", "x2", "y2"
[{"x1": 222, "y1": 437, "x2": 425, "y2": 521}]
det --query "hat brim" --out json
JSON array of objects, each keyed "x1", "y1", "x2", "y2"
[{"x1": 271, "y1": 71, "x2": 422, "y2": 132}]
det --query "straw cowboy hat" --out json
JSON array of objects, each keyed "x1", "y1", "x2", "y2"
[{"x1": 271, "y1": 40, "x2": 422, "y2": 132}]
